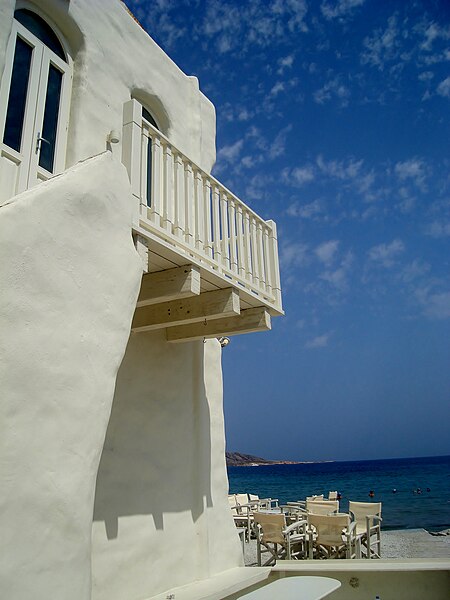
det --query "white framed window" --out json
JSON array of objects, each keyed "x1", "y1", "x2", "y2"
[{"x1": 0, "y1": 8, "x2": 72, "y2": 201}]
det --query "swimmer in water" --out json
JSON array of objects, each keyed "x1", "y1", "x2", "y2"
[
  {"x1": 392, "y1": 488, "x2": 397, "y2": 493},
  {"x1": 369, "y1": 490, "x2": 375, "y2": 498}
]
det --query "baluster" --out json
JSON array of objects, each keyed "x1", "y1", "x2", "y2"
[
  {"x1": 256, "y1": 221, "x2": 265, "y2": 290},
  {"x1": 212, "y1": 184, "x2": 221, "y2": 264},
  {"x1": 203, "y1": 178, "x2": 213, "y2": 259},
  {"x1": 184, "y1": 162, "x2": 194, "y2": 246},
  {"x1": 228, "y1": 198, "x2": 238, "y2": 274},
  {"x1": 220, "y1": 191, "x2": 230, "y2": 269},
  {"x1": 236, "y1": 204, "x2": 245, "y2": 277},
  {"x1": 150, "y1": 135, "x2": 163, "y2": 225},
  {"x1": 266, "y1": 219, "x2": 282, "y2": 310},
  {"x1": 263, "y1": 224, "x2": 273, "y2": 295},
  {"x1": 250, "y1": 216, "x2": 260, "y2": 285},
  {"x1": 194, "y1": 169, "x2": 204, "y2": 252},
  {"x1": 173, "y1": 153, "x2": 185, "y2": 239},
  {"x1": 243, "y1": 209, "x2": 252, "y2": 282},
  {"x1": 140, "y1": 129, "x2": 149, "y2": 208},
  {"x1": 162, "y1": 144, "x2": 174, "y2": 233}
]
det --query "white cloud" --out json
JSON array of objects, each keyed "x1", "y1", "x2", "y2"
[
  {"x1": 394, "y1": 158, "x2": 427, "y2": 188},
  {"x1": 280, "y1": 241, "x2": 309, "y2": 270},
  {"x1": 415, "y1": 288, "x2": 450, "y2": 319},
  {"x1": 313, "y1": 77, "x2": 350, "y2": 106},
  {"x1": 316, "y1": 155, "x2": 363, "y2": 180},
  {"x1": 270, "y1": 81, "x2": 285, "y2": 97},
  {"x1": 217, "y1": 139, "x2": 244, "y2": 163},
  {"x1": 401, "y1": 259, "x2": 430, "y2": 283},
  {"x1": 315, "y1": 240, "x2": 340, "y2": 265},
  {"x1": 361, "y1": 15, "x2": 401, "y2": 71},
  {"x1": 200, "y1": 0, "x2": 308, "y2": 54},
  {"x1": 305, "y1": 332, "x2": 331, "y2": 349},
  {"x1": 425, "y1": 220, "x2": 450, "y2": 238},
  {"x1": 321, "y1": 0, "x2": 365, "y2": 20},
  {"x1": 320, "y1": 251, "x2": 353, "y2": 290},
  {"x1": 437, "y1": 76, "x2": 450, "y2": 98},
  {"x1": 420, "y1": 22, "x2": 450, "y2": 52},
  {"x1": 277, "y1": 54, "x2": 294, "y2": 74},
  {"x1": 286, "y1": 199, "x2": 322, "y2": 219},
  {"x1": 418, "y1": 71, "x2": 434, "y2": 82},
  {"x1": 282, "y1": 165, "x2": 315, "y2": 186},
  {"x1": 368, "y1": 239, "x2": 405, "y2": 267},
  {"x1": 269, "y1": 125, "x2": 292, "y2": 158}
]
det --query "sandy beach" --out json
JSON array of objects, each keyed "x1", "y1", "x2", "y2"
[{"x1": 243, "y1": 529, "x2": 450, "y2": 566}]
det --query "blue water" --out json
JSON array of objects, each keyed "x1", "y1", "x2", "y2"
[{"x1": 227, "y1": 455, "x2": 450, "y2": 531}]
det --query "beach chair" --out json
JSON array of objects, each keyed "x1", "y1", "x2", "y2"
[
  {"x1": 349, "y1": 501, "x2": 382, "y2": 559},
  {"x1": 253, "y1": 511, "x2": 308, "y2": 566},
  {"x1": 306, "y1": 499, "x2": 339, "y2": 515},
  {"x1": 228, "y1": 494, "x2": 252, "y2": 541},
  {"x1": 307, "y1": 513, "x2": 358, "y2": 559},
  {"x1": 249, "y1": 493, "x2": 279, "y2": 510}
]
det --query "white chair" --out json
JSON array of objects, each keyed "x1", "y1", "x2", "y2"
[
  {"x1": 328, "y1": 491, "x2": 338, "y2": 500},
  {"x1": 228, "y1": 494, "x2": 252, "y2": 541},
  {"x1": 306, "y1": 499, "x2": 339, "y2": 515},
  {"x1": 253, "y1": 511, "x2": 308, "y2": 566},
  {"x1": 308, "y1": 513, "x2": 358, "y2": 559},
  {"x1": 349, "y1": 501, "x2": 382, "y2": 559}
]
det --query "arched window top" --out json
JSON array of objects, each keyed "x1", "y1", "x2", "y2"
[
  {"x1": 14, "y1": 8, "x2": 67, "y2": 61},
  {"x1": 142, "y1": 106, "x2": 159, "y2": 130}
]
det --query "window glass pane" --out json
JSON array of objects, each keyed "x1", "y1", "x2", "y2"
[
  {"x1": 142, "y1": 106, "x2": 158, "y2": 129},
  {"x1": 14, "y1": 9, "x2": 66, "y2": 61},
  {"x1": 39, "y1": 64, "x2": 62, "y2": 172},
  {"x1": 3, "y1": 36, "x2": 33, "y2": 152}
]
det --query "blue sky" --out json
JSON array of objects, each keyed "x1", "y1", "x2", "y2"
[{"x1": 125, "y1": 0, "x2": 450, "y2": 461}]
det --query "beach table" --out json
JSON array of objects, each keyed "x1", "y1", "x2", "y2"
[{"x1": 239, "y1": 576, "x2": 341, "y2": 599}]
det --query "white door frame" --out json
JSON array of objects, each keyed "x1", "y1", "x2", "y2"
[{"x1": 0, "y1": 17, "x2": 72, "y2": 197}]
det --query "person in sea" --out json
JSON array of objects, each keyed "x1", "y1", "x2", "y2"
[{"x1": 369, "y1": 490, "x2": 375, "y2": 498}]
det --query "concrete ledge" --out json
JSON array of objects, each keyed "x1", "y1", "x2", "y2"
[
  {"x1": 273, "y1": 558, "x2": 450, "y2": 572},
  {"x1": 147, "y1": 567, "x2": 271, "y2": 600}
]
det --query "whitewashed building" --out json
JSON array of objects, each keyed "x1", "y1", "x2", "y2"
[
  {"x1": 0, "y1": 1, "x2": 282, "y2": 599},
  {"x1": 3, "y1": 3, "x2": 449, "y2": 600}
]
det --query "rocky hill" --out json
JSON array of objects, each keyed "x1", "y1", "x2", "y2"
[{"x1": 226, "y1": 452, "x2": 298, "y2": 467}]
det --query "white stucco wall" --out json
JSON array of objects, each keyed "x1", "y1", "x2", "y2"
[
  {"x1": 0, "y1": 0, "x2": 216, "y2": 173},
  {"x1": 92, "y1": 333, "x2": 242, "y2": 600},
  {"x1": 0, "y1": 152, "x2": 142, "y2": 599},
  {"x1": 0, "y1": 3, "x2": 244, "y2": 599}
]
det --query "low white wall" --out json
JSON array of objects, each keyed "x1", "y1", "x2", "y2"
[
  {"x1": 0, "y1": 152, "x2": 142, "y2": 600},
  {"x1": 92, "y1": 334, "x2": 243, "y2": 600}
]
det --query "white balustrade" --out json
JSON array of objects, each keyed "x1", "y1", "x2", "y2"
[{"x1": 122, "y1": 99, "x2": 282, "y2": 312}]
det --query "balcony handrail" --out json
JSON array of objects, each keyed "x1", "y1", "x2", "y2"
[
  {"x1": 122, "y1": 99, "x2": 282, "y2": 313},
  {"x1": 141, "y1": 120, "x2": 270, "y2": 227}
]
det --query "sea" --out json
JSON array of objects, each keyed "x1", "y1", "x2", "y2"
[{"x1": 227, "y1": 455, "x2": 450, "y2": 531}]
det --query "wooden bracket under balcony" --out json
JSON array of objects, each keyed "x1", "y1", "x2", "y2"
[
  {"x1": 132, "y1": 288, "x2": 240, "y2": 332},
  {"x1": 166, "y1": 307, "x2": 271, "y2": 343},
  {"x1": 136, "y1": 265, "x2": 201, "y2": 307}
]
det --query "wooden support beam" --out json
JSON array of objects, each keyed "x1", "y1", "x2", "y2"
[
  {"x1": 136, "y1": 265, "x2": 201, "y2": 307},
  {"x1": 132, "y1": 288, "x2": 240, "y2": 332},
  {"x1": 166, "y1": 307, "x2": 271, "y2": 343}
]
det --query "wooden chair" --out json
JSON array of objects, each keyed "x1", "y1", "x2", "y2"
[
  {"x1": 307, "y1": 513, "x2": 358, "y2": 559},
  {"x1": 349, "y1": 501, "x2": 382, "y2": 559},
  {"x1": 253, "y1": 511, "x2": 308, "y2": 566}
]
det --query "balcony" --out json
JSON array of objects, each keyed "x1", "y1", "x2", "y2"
[{"x1": 122, "y1": 100, "x2": 283, "y2": 342}]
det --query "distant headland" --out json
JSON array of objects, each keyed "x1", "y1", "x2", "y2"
[{"x1": 226, "y1": 452, "x2": 331, "y2": 467}]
